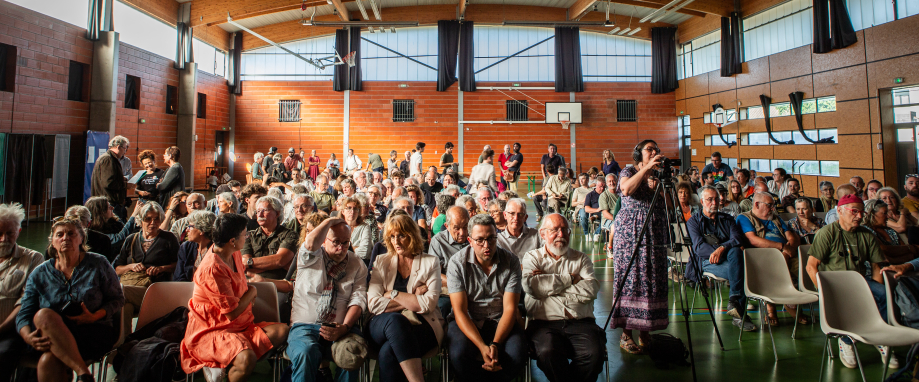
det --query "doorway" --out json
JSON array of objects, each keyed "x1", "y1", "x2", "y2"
[{"x1": 889, "y1": 86, "x2": 919, "y2": 190}]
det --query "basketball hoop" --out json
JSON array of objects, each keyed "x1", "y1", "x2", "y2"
[
  {"x1": 341, "y1": 51, "x2": 356, "y2": 67},
  {"x1": 560, "y1": 119, "x2": 570, "y2": 130},
  {"x1": 703, "y1": 104, "x2": 736, "y2": 148}
]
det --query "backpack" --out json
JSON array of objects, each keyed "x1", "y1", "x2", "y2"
[
  {"x1": 648, "y1": 333, "x2": 690, "y2": 370},
  {"x1": 895, "y1": 275, "x2": 919, "y2": 329}
]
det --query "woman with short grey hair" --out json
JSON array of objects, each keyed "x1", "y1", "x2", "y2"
[
  {"x1": 252, "y1": 152, "x2": 266, "y2": 181},
  {"x1": 173, "y1": 210, "x2": 217, "y2": 281},
  {"x1": 217, "y1": 191, "x2": 239, "y2": 214},
  {"x1": 65, "y1": 204, "x2": 138, "y2": 262}
]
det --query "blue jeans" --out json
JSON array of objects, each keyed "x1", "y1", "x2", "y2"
[
  {"x1": 578, "y1": 209, "x2": 600, "y2": 235},
  {"x1": 700, "y1": 247, "x2": 746, "y2": 307},
  {"x1": 841, "y1": 274, "x2": 887, "y2": 345},
  {"x1": 287, "y1": 323, "x2": 361, "y2": 382},
  {"x1": 367, "y1": 313, "x2": 438, "y2": 382},
  {"x1": 447, "y1": 320, "x2": 527, "y2": 382},
  {"x1": 438, "y1": 295, "x2": 452, "y2": 321}
]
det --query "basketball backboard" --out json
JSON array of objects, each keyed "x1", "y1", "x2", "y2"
[{"x1": 545, "y1": 102, "x2": 582, "y2": 124}]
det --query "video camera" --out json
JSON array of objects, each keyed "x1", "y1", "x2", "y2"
[{"x1": 655, "y1": 157, "x2": 682, "y2": 181}]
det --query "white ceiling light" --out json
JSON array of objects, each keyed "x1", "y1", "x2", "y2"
[
  {"x1": 650, "y1": 0, "x2": 696, "y2": 23},
  {"x1": 607, "y1": 27, "x2": 620, "y2": 34},
  {"x1": 627, "y1": 27, "x2": 641, "y2": 35},
  {"x1": 639, "y1": 0, "x2": 682, "y2": 23},
  {"x1": 617, "y1": 27, "x2": 630, "y2": 35}
]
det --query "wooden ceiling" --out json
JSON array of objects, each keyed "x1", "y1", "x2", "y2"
[{"x1": 159, "y1": 0, "x2": 734, "y2": 50}]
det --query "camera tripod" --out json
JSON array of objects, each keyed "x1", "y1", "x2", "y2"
[{"x1": 603, "y1": 172, "x2": 725, "y2": 382}]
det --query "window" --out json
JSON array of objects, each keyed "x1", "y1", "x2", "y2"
[
  {"x1": 893, "y1": 85, "x2": 919, "y2": 123},
  {"x1": 67, "y1": 61, "x2": 89, "y2": 102},
  {"x1": 124, "y1": 75, "x2": 140, "y2": 110},
  {"x1": 0, "y1": 43, "x2": 16, "y2": 92},
  {"x1": 617, "y1": 100, "x2": 638, "y2": 122},
  {"x1": 816, "y1": 97, "x2": 836, "y2": 112},
  {"x1": 679, "y1": 115, "x2": 691, "y2": 169},
  {"x1": 742, "y1": 158, "x2": 840, "y2": 176},
  {"x1": 197, "y1": 93, "x2": 206, "y2": 119},
  {"x1": 741, "y1": 96, "x2": 836, "y2": 120},
  {"x1": 743, "y1": 0, "x2": 813, "y2": 61},
  {"x1": 741, "y1": 129, "x2": 837, "y2": 145},
  {"x1": 678, "y1": 30, "x2": 720, "y2": 79},
  {"x1": 769, "y1": 102, "x2": 792, "y2": 117},
  {"x1": 506, "y1": 100, "x2": 528, "y2": 121},
  {"x1": 705, "y1": 157, "x2": 738, "y2": 168},
  {"x1": 166, "y1": 85, "x2": 177, "y2": 115},
  {"x1": 392, "y1": 99, "x2": 415, "y2": 122},
  {"x1": 279, "y1": 100, "x2": 301, "y2": 122},
  {"x1": 704, "y1": 134, "x2": 738, "y2": 146}
]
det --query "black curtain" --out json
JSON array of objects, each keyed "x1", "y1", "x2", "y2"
[
  {"x1": 437, "y1": 20, "x2": 461, "y2": 92},
  {"x1": 554, "y1": 27, "x2": 584, "y2": 93},
  {"x1": 4, "y1": 134, "x2": 46, "y2": 205},
  {"x1": 813, "y1": 0, "x2": 857, "y2": 53},
  {"x1": 651, "y1": 27, "x2": 679, "y2": 94},
  {"x1": 228, "y1": 32, "x2": 242, "y2": 95},
  {"x1": 760, "y1": 95, "x2": 793, "y2": 144},
  {"x1": 789, "y1": 91, "x2": 835, "y2": 144},
  {"x1": 125, "y1": 76, "x2": 138, "y2": 109},
  {"x1": 67, "y1": 61, "x2": 83, "y2": 102},
  {"x1": 720, "y1": 12, "x2": 742, "y2": 77},
  {"x1": 333, "y1": 29, "x2": 349, "y2": 91},
  {"x1": 458, "y1": 21, "x2": 476, "y2": 92},
  {"x1": 349, "y1": 26, "x2": 362, "y2": 91},
  {"x1": 0, "y1": 44, "x2": 7, "y2": 91}
]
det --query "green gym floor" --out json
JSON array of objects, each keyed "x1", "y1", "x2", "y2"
[{"x1": 14, "y1": 198, "x2": 912, "y2": 382}]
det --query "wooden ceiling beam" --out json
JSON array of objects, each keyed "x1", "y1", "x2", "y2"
[
  {"x1": 611, "y1": 0, "x2": 707, "y2": 18},
  {"x1": 191, "y1": 0, "x2": 357, "y2": 28},
  {"x1": 568, "y1": 0, "x2": 597, "y2": 20},
  {"x1": 615, "y1": 0, "x2": 730, "y2": 17},
  {"x1": 329, "y1": 0, "x2": 351, "y2": 21},
  {"x1": 458, "y1": 0, "x2": 468, "y2": 19}
]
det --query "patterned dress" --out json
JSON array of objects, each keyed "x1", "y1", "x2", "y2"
[{"x1": 610, "y1": 166, "x2": 669, "y2": 331}]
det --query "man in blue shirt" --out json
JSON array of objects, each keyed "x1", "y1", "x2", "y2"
[
  {"x1": 687, "y1": 186, "x2": 755, "y2": 331},
  {"x1": 700, "y1": 152, "x2": 733, "y2": 183},
  {"x1": 736, "y1": 192, "x2": 802, "y2": 325},
  {"x1": 580, "y1": 180, "x2": 605, "y2": 242}
]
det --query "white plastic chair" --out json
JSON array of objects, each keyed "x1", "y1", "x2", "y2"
[
  {"x1": 797, "y1": 245, "x2": 818, "y2": 323},
  {"x1": 743, "y1": 248, "x2": 819, "y2": 361},
  {"x1": 882, "y1": 271, "x2": 909, "y2": 329},
  {"x1": 137, "y1": 282, "x2": 195, "y2": 331},
  {"x1": 817, "y1": 271, "x2": 919, "y2": 382}
]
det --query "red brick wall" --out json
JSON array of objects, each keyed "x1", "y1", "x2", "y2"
[
  {"x1": 232, "y1": 81, "x2": 677, "y2": 181},
  {"x1": 194, "y1": 71, "x2": 231, "y2": 188}
]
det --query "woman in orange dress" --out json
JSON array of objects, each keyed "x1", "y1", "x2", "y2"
[{"x1": 180, "y1": 213, "x2": 289, "y2": 381}]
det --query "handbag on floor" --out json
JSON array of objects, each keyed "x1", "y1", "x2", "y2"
[{"x1": 648, "y1": 333, "x2": 689, "y2": 369}]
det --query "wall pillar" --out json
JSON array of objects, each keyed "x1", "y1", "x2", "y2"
[
  {"x1": 177, "y1": 63, "x2": 197, "y2": 190},
  {"x1": 569, "y1": 91, "x2": 576, "y2": 170},
  {"x1": 88, "y1": 31, "x2": 119, "y2": 134},
  {"x1": 228, "y1": 94, "x2": 236, "y2": 177}
]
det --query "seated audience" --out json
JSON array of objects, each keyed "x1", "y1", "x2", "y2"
[
  {"x1": 85, "y1": 196, "x2": 124, "y2": 235},
  {"x1": 340, "y1": 196, "x2": 374, "y2": 266},
  {"x1": 365, "y1": 185, "x2": 388, "y2": 225},
  {"x1": 522, "y1": 214, "x2": 606, "y2": 382},
  {"x1": 699, "y1": 171, "x2": 714, "y2": 188},
  {"x1": 863, "y1": 199, "x2": 917, "y2": 264},
  {"x1": 676, "y1": 182, "x2": 698, "y2": 223},
  {"x1": 736, "y1": 192, "x2": 803, "y2": 326},
  {"x1": 787, "y1": 198, "x2": 826, "y2": 244},
  {"x1": 283, "y1": 194, "x2": 315, "y2": 235},
  {"x1": 780, "y1": 178, "x2": 803, "y2": 213},
  {"x1": 476, "y1": 188, "x2": 495, "y2": 213},
  {"x1": 367, "y1": 214, "x2": 444, "y2": 382},
  {"x1": 242, "y1": 196, "x2": 298, "y2": 280},
  {"x1": 498, "y1": 198, "x2": 544, "y2": 260},
  {"x1": 902, "y1": 174, "x2": 919, "y2": 220},
  {"x1": 429, "y1": 206, "x2": 471, "y2": 320},
  {"x1": 687, "y1": 187, "x2": 755, "y2": 331},
  {"x1": 768, "y1": 168, "x2": 791, "y2": 200},
  {"x1": 180, "y1": 213, "x2": 289, "y2": 380},
  {"x1": 169, "y1": 192, "x2": 206, "y2": 240},
  {"x1": 215, "y1": 191, "x2": 240, "y2": 216},
  {"x1": 866, "y1": 179, "x2": 883, "y2": 200},
  {"x1": 405, "y1": 185, "x2": 430, "y2": 232},
  {"x1": 816, "y1": 181, "x2": 836, "y2": 213},
  {"x1": 288, "y1": 218, "x2": 368, "y2": 382},
  {"x1": 17, "y1": 218, "x2": 124, "y2": 382},
  {"x1": 487, "y1": 199, "x2": 508, "y2": 232},
  {"x1": 310, "y1": 175, "x2": 336, "y2": 213},
  {"x1": 878, "y1": 187, "x2": 916, "y2": 233},
  {"x1": 173, "y1": 210, "x2": 217, "y2": 282},
  {"x1": 806, "y1": 195, "x2": 894, "y2": 369},
  {"x1": 717, "y1": 183, "x2": 741, "y2": 217},
  {"x1": 580, "y1": 178, "x2": 606, "y2": 242},
  {"x1": 568, "y1": 173, "x2": 592, "y2": 221},
  {"x1": 739, "y1": 182, "x2": 770, "y2": 213},
  {"x1": 825, "y1": 184, "x2": 857, "y2": 224},
  {"x1": 65, "y1": 204, "x2": 137, "y2": 263},
  {"x1": 0, "y1": 203, "x2": 44, "y2": 380},
  {"x1": 447, "y1": 215, "x2": 526, "y2": 382},
  {"x1": 735, "y1": 169, "x2": 753, "y2": 198},
  {"x1": 850, "y1": 175, "x2": 866, "y2": 199},
  {"x1": 532, "y1": 167, "x2": 572, "y2": 220},
  {"x1": 431, "y1": 194, "x2": 456, "y2": 235}
]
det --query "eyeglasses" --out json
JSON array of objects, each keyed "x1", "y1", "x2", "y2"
[
  {"x1": 142, "y1": 217, "x2": 160, "y2": 223},
  {"x1": 643, "y1": 147, "x2": 660, "y2": 153},
  {"x1": 541, "y1": 227, "x2": 570, "y2": 235},
  {"x1": 906, "y1": 175, "x2": 919, "y2": 182},
  {"x1": 326, "y1": 238, "x2": 351, "y2": 248},
  {"x1": 471, "y1": 236, "x2": 497, "y2": 246},
  {"x1": 342, "y1": 206, "x2": 359, "y2": 212},
  {"x1": 256, "y1": 209, "x2": 275, "y2": 215},
  {"x1": 505, "y1": 212, "x2": 525, "y2": 217},
  {"x1": 839, "y1": 205, "x2": 866, "y2": 216},
  {"x1": 756, "y1": 202, "x2": 775, "y2": 209}
]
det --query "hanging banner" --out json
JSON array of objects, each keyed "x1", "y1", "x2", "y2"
[{"x1": 84, "y1": 131, "x2": 109, "y2": 203}]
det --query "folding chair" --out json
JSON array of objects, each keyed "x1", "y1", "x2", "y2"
[
  {"x1": 817, "y1": 271, "x2": 919, "y2": 382},
  {"x1": 798, "y1": 245, "x2": 818, "y2": 323}
]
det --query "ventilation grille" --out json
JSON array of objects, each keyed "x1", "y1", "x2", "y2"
[
  {"x1": 393, "y1": 99, "x2": 415, "y2": 122},
  {"x1": 279, "y1": 100, "x2": 301, "y2": 122},
  {"x1": 617, "y1": 100, "x2": 638, "y2": 122},
  {"x1": 506, "y1": 100, "x2": 528, "y2": 121}
]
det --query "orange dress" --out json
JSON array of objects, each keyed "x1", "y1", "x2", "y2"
[{"x1": 180, "y1": 249, "x2": 275, "y2": 373}]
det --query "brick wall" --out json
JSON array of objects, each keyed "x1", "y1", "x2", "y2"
[
  {"x1": 232, "y1": 81, "x2": 677, "y2": 181},
  {"x1": 194, "y1": 71, "x2": 231, "y2": 188}
]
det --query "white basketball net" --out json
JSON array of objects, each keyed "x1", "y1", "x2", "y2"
[{"x1": 560, "y1": 120, "x2": 570, "y2": 130}]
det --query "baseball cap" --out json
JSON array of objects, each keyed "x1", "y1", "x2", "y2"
[
  {"x1": 288, "y1": 148, "x2": 295, "y2": 153},
  {"x1": 838, "y1": 194, "x2": 863, "y2": 206}
]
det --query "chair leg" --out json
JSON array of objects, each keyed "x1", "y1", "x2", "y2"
[
  {"x1": 818, "y1": 336, "x2": 829, "y2": 382},
  {"x1": 792, "y1": 305, "x2": 800, "y2": 340},
  {"x1": 851, "y1": 337, "x2": 867, "y2": 382},
  {"x1": 882, "y1": 347, "x2": 892, "y2": 382},
  {"x1": 763, "y1": 300, "x2": 778, "y2": 362}
]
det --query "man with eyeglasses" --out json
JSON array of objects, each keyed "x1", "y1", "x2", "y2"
[
  {"x1": 310, "y1": 175, "x2": 336, "y2": 214},
  {"x1": 447, "y1": 214, "x2": 526, "y2": 382},
  {"x1": 522, "y1": 214, "x2": 604, "y2": 382},
  {"x1": 169, "y1": 192, "x2": 206, "y2": 242},
  {"x1": 700, "y1": 151, "x2": 733, "y2": 184},
  {"x1": 497, "y1": 198, "x2": 544, "y2": 261},
  {"x1": 429, "y1": 206, "x2": 471, "y2": 320},
  {"x1": 242, "y1": 196, "x2": 299, "y2": 280},
  {"x1": 824, "y1": 184, "x2": 857, "y2": 224},
  {"x1": 736, "y1": 192, "x2": 802, "y2": 326},
  {"x1": 850, "y1": 175, "x2": 866, "y2": 199},
  {"x1": 288, "y1": 217, "x2": 367, "y2": 382},
  {"x1": 283, "y1": 194, "x2": 315, "y2": 234},
  {"x1": 687, "y1": 186, "x2": 755, "y2": 331},
  {"x1": 364, "y1": 185, "x2": 388, "y2": 225},
  {"x1": 807, "y1": 195, "x2": 892, "y2": 369}
]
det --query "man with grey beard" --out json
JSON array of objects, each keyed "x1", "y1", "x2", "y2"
[
  {"x1": 521, "y1": 214, "x2": 604, "y2": 382},
  {"x1": 0, "y1": 203, "x2": 43, "y2": 380}
]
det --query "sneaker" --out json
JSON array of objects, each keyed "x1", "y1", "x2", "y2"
[
  {"x1": 747, "y1": 303, "x2": 757, "y2": 312},
  {"x1": 838, "y1": 339, "x2": 857, "y2": 368},
  {"x1": 203, "y1": 368, "x2": 226, "y2": 382},
  {"x1": 725, "y1": 300, "x2": 743, "y2": 319},
  {"x1": 606, "y1": 246, "x2": 614, "y2": 259},
  {"x1": 526, "y1": 192, "x2": 535, "y2": 199},
  {"x1": 878, "y1": 345, "x2": 900, "y2": 369},
  {"x1": 593, "y1": 233, "x2": 600, "y2": 242},
  {"x1": 732, "y1": 317, "x2": 757, "y2": 332},
  {"x1": 585, "y1": 234, "x2": 592, "y2": 243}
]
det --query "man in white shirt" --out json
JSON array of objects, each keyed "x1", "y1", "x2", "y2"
[
  {"x1": 344, "y1": 149, "x2": 362, "y2": 175},
  {"x1": 497, "y1": 198, "x2": 543, "y2": 259},
  {"x1": 522, "y1": 214, "x2": 604, "y2": 382},
  {"x1": 410, "y1": 142, "x2": 426, "y2": 179},
  {"x1": 287, "y1": 218, "x2": 368, "y2": 382},
  {"x1": 470, "y1": 149, "x2": 498, "y2": 191}
]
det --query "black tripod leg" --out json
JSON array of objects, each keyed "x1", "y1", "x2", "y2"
[{"x1": 675, "y1": 252, "x2": 699, "y2": 382}]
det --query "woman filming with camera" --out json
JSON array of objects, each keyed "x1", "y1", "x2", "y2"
[{"x1": 610, "y1": 139, "x2": 670, "y2": 354}]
